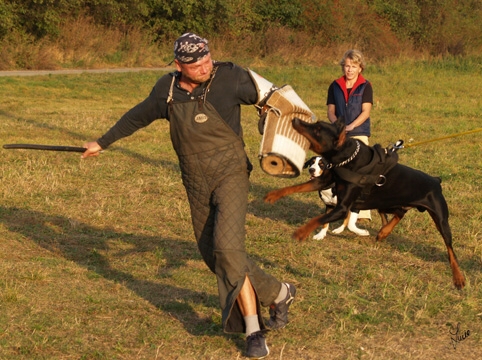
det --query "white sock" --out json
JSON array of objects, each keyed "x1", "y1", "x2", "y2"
[
  {"x1": 244, "y1": 315, "x2": 261, "y2": 337},
  {"x1": 273, "y1": 283, "x2": 288, "y2": 304}
]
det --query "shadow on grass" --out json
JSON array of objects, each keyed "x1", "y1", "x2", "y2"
[
  {"x1": 249, "y1": 182, "x2": 324, "y2": 226},
  {"x1": 249, "y1": 181, "x2": 476, "y2": 279},
  {"x1": 0, "y1": 206, "x2": 245, "y2": 349}
]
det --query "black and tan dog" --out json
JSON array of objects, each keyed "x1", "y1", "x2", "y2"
[{"x1": 264, "y1": 117, "x2": 465, "y2": 290}]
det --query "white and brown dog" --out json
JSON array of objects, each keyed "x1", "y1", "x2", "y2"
[{"x1": 305, "y1": 156, "x2": 369, "y2": 240}]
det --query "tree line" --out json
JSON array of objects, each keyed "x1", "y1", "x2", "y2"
[{"x1": 1, "y1": 0, "x2": 481, "y2": 68}]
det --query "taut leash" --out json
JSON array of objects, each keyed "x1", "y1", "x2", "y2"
[{"x1": 400, "y1": 127, "x2": 482, "y2": 148}]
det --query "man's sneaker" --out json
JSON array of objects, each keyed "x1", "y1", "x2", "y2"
[
  {"x1": 246, "y1": 330, "x2": 269, "y2": 359},
  {"x1": 267, "y1": 283, "x2": 296, "y2": 329}
]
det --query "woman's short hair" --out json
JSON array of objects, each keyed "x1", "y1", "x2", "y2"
[{"x1": 340, "y1": 49, "x2": 366, "y2": 72}]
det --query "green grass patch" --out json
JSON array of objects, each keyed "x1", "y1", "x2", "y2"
[{"x1": 1, "y1": 61, "x2": 481, "y2": 359}]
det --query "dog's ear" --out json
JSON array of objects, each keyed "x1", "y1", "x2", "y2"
[
  {"x1": 334, "y1": 116, "x2": 346, "y2": 133},
  {"x1": 303, "y1": 156, "x2": 316, "y2": 168},
  {"x1": 336, "y1": 128, "x2": 346, "y2": 149},
  {"x1": 318, "y1": 157, "x2": 326, "y2": 170},
  {"x1": 334, "y1": 117, "x2": 347, "y2": 149}
]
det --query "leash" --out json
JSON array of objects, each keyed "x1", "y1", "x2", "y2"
[{"x1": 399, "y1": 127, "x2": 482, "y2": 149}]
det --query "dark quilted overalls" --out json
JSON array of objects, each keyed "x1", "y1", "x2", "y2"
[{"x1": 167, "y1": 73, "x2": 281, "y2": 333}]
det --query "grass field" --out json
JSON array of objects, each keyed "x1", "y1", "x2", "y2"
[{"x1": 1, "y1": 59, "x2": 482, "y2": 359}]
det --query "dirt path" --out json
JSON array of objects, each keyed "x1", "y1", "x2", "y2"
[{"x1": 0, "y1": 67, "x2": 172, "y2": 77}]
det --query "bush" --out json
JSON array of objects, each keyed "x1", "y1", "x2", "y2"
[{"x1": 1, "y1": 0, "x2": 482, "y2": 70}]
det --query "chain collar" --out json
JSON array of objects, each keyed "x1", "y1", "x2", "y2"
[{"x1": 324, "y1": 140, "x2": 361, "y2": 169}]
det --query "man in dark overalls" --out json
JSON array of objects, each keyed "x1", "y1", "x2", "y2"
[{"x1": 82, "y1": 33, "x2": 296, "y2": 359}]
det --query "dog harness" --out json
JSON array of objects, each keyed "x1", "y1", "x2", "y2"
[{"x1": 332, "y1": 142, "x2": 399, "y2": 189}]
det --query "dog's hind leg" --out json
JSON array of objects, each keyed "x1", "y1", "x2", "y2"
[
  {"x1": 376, "y1": 208, "x2": 409, "y2": 241},
  {"x1": 427, "y1": 203, "x2": 465, "y2": 290},
  {"x1": 446, "y1": 244, "x2": 465, "y2": 290},
  {"x1": 379, "y1": 212, "x2": 389, "y2": 226},
  {"x1": 376, "y1": 214, "x2": 402, "y2": 241}
]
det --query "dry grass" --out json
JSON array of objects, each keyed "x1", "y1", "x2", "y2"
[
  {"x1": 0, "y1": 17, "x2": 170, "y2": 71},
  {"x1": 1, "y1": 62, "x2": 482, "y2": 359}
]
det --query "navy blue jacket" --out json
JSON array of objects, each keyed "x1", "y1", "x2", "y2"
[{"x1": 329, "y1": 74, "x2": 371, "y2": 137}]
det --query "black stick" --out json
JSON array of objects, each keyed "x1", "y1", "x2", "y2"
[{"x1": 3, "y1": 144, "x2": 87, "y2": 152}]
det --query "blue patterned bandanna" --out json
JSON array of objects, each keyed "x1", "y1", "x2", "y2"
[{"x1": 174, "y1": 33, "x2": 210, "y2": 64}]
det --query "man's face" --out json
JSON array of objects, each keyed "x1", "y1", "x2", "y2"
[{"x1": 176, "y1": 53, "x2": 213, "y2": 84}]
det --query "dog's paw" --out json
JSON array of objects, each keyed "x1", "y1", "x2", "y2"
[
  {"x1": 376, "y1": 229, "x2": 390, "y2": 241},
  {"x1": 313, "y1": 229, "x2": 328, "y2": 240},
  {"x1": 332, "y1": 225, "x2": 346, "y2": 234},
  {"x1": 263, "y1": 191, "x2": 281, "y2": 204},
  {"x1": 453, "y1": 272, "x2": 466, "y2": 290},
  {"x1": 349, "y1": 228, "x2": 370, "y2": 236},
  {"x1": 293, "y1": 228, "x2": 309, "y2": 242}
]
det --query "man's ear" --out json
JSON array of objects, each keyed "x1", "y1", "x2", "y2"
[
  {"x1": 174, "y1": 59, "x2": 182, "y2": 72},
  {"x1": 334, "y1": 116, "x2": 346, "y2": 149}
]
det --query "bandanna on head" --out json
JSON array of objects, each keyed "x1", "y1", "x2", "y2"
[{"x1": 174, "y1": 33, "x2": 210, "y2": 64}]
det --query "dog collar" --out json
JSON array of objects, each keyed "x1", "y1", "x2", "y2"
[{"x1": 324, "y1": 140, "x2": 360, "y2": 169}]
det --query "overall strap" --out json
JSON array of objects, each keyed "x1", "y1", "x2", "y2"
[{"x1": 167, "y1": 72, "x2": 176, "y2": 104}]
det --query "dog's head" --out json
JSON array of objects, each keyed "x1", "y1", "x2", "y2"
[
  {"x1": 303, "y1": 156, "x2": 325, "y2": 179},
  {"x1": 293, "y1": 117, "x2": 346, "y2": 155}
]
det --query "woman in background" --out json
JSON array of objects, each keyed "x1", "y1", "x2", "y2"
[{"x1": 326, "y1": 49, "x2": 373, "y2": 221}]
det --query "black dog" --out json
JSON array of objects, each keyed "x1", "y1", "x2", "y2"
[{"x1": 265, "y1": 117, "x2": 465, "y2": 290}]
